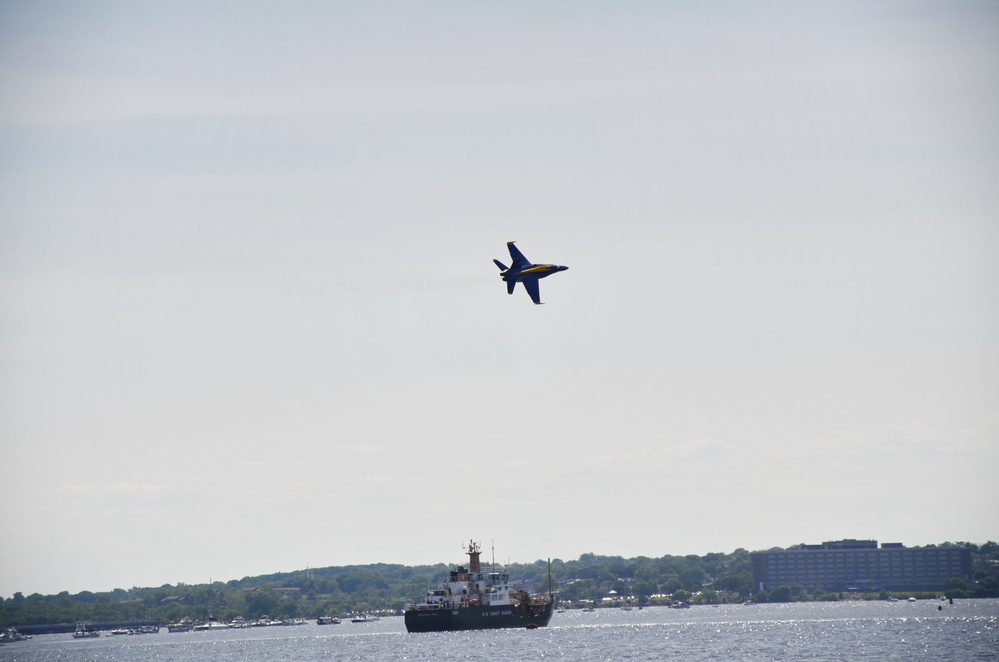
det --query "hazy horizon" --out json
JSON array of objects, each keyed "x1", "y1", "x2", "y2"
[
  {"x1": 2, "y1": 1, "x2": 997, "y2": 598},
  {"x1": 8, "y1": 536, "x2": 997, "y2": 598},
  {"x1": 0, "y1": 538, "x2": 995, "y2": 598}
]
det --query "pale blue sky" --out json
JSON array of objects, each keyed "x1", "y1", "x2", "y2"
[{"x1": 1, "y1": 1, "x2": 997, "y2": 597}]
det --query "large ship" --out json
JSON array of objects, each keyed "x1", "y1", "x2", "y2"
[{"x1": 404, "y1": 541, "x2": 555, "y2": 633}]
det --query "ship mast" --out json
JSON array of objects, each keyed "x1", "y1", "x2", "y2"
[{"x1": 548, "y1": 558, "x2": 553, "y2": 602}]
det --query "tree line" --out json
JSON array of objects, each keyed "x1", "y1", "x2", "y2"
[{"x1": 2, "y1": 541, "x2": 997, "y2": 628}]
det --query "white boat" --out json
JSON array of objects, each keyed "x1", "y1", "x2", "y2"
[
  {"x1": 1, "y1": 628, "x2": 32, "y2": 642},
  {"x1": 250, "y1": 616, "x2": 283, "y2": 627},
  {"x1": 167, "y1": 617, "x2": 193, "y2": 633},
  {"x1": 72, "y1": 623, "x2": 100, "y2": 638},
  {"x1": 127, "y1": 625, "x2": 159, "y2": 635}
]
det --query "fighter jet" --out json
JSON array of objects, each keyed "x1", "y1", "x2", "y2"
[{"x1": 493, "y1": 242, "x2": 568, "y2": 305}]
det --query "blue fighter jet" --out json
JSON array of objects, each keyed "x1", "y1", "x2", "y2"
[{"x1": 493, "y1": 242, "x2": 568, "y2": 305}]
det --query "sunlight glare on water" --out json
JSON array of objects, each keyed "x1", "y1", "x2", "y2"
[{"x1": 1, "y1": 601, "x2": 996, "y2": 661}]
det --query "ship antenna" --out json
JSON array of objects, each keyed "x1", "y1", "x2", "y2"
[{"x1": 491, "y1": 540, "x2": 495, "y2": 571}]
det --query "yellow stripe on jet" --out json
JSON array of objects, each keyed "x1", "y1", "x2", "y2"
[{"x1": 520, "y1": 265, "x2": 554, "y2": 274}]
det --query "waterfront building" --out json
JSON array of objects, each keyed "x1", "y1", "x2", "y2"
[{"x1": 750, "y1": 539, "x2": 973, "y2": 593}]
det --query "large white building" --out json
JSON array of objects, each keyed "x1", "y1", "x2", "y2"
[{"x1": 750, "y1": 539, "x2": 973, "y2": 593}]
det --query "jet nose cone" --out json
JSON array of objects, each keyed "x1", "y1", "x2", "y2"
[{"x1": 559, "y1": 265, "x2": 569, "y2": 271}]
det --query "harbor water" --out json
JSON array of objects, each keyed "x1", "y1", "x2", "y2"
[{"x1": 2, "y1": 599, "x2": 996, "y2": 661}]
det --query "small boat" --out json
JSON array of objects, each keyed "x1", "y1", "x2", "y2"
[
  {"x1": 72, "y1": 624, "x2": 100, "y2": 639},
  {"x1": 167, "y1": 617, "x2": 194, "y2": 633},
  {"x1": 193, "y1": 619, "x2": 229, "y2": 631},
  {"x1": 317, "y1": 616, "x2": 341, "y2": 625},
  {"x1": 1, "y1": 628, "x2": 32, "y2": 642},
  {"x1": 250, "y1": 617, "x2": 283, "y2": 627},
  {"x1": 127, "y1": 625, "x2": 159, "y2": 635}
]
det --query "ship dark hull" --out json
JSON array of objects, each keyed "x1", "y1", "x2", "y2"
[{"x1": 404, "y1": 601, "x2": 554, "y2": 633}]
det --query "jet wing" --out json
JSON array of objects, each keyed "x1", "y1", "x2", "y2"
[
  {"x1": 523, "y1": 277, "x2": 542, "y2": 305},
  {"x1": 507, "y1": 242, "x2": 530, "y2": 269}
]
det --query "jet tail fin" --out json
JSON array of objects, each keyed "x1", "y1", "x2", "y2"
[
  {"x1": 507, "y1": 280, "x2": 516, "y2": 295},
  {"x1": 493, "y1": 259, "x2": 508, "y2": 271}
]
